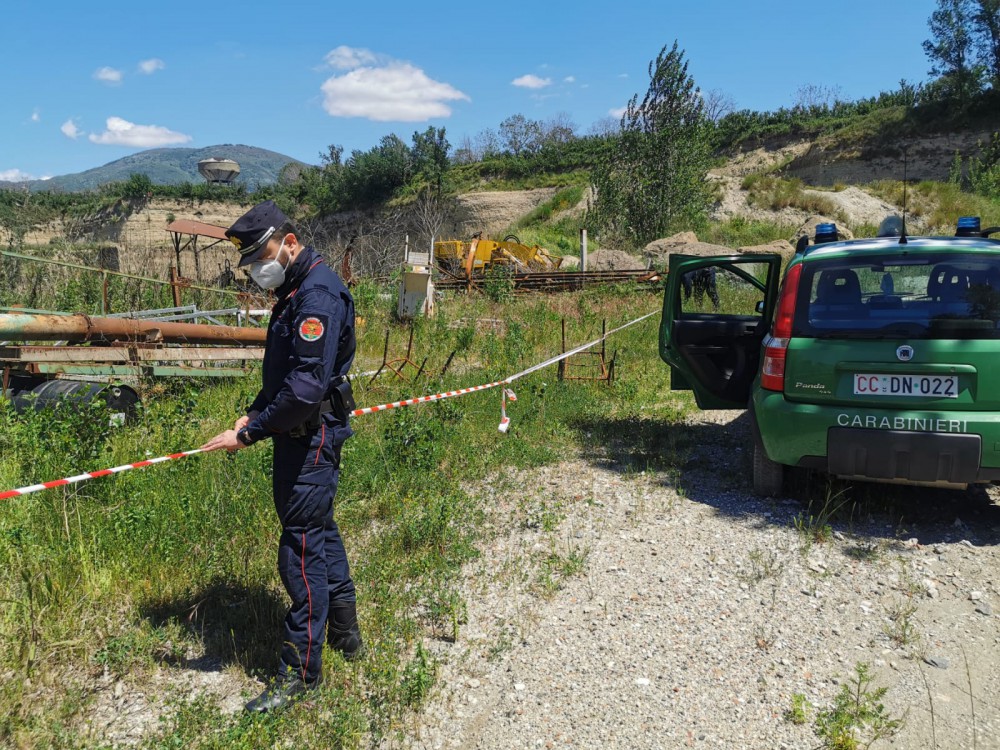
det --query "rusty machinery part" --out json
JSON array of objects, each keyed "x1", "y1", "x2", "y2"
[
  {"x1": 0, "y1": 313, "x2": 266, "y2": 346},
  {"x1": 4, "y1": 374, "x2": 141, "y2": 423}
]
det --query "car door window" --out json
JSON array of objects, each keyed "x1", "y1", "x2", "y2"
[{"x1": 679, "y1": 262, "x2": 772, "y2": 317}]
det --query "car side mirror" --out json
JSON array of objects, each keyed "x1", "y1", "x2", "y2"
[{"x1": 756, "y1": 300, "x2": 765, "y2": 314}]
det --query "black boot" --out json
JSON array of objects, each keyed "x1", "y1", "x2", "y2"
[
  {"x1": 244, "y1": 672, "x2": 318, "y2": 713},
  {"x1": 328, "y1": 600, "x2": 364, "y2": 661}
]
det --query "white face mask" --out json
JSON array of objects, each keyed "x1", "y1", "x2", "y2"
[{"x1": 249, "y1": 240, "x2": 288, "y2": 289}]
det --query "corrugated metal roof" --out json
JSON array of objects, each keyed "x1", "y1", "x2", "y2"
[{"x1": 166, "y1": 219, "x2": 231, "y2": 241}]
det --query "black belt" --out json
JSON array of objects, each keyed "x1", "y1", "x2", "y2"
[{"x1": 289, "y1": 378, "x2": 353, "y2": 437}]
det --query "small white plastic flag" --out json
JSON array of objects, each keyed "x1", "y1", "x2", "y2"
[{"x1": 498, "y1": 388, "x2": 516, "y2": 432}]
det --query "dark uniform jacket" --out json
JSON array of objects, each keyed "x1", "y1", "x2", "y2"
[{"x1": 244, "y1": 246, "x2": 355, "y2": 485}]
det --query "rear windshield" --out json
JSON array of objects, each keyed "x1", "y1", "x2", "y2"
[{"x1": 792, "y1": 252, "x2": 1000, "y2": 340}]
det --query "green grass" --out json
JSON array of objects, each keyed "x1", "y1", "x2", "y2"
[
  {"x1": 701, "y1": 216, "x2": 799, "y2": 249},
  {"x1": 867, "y1": 179, "x2": 1000, "y2": 234},
  {"x1": 0, "y1": 280, "x2": 673, "y2": 748},
  {"x1": 741, "y1": 175, "x2": 846, "y2": 223},
  {"x1": 513, "y1": 185, "x2": 586, "y2": 230},
  {"x1": 447, "y1": 166, "x2": 591, "y2": 194}
]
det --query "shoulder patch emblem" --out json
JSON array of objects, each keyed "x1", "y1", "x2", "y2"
[{"x1": 298, "y1": 317, "x2": 325, "y2": 341}]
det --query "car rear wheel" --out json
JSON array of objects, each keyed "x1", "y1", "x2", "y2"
[{"x1": 752, "y1": 442, "x2": 784, "y2": 497}]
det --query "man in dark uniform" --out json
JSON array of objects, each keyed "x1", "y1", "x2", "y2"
[{"x1": 202, "y1": 200, "x2": 363, "y2": 712}]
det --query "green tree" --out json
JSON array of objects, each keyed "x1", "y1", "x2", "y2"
[
  {"x1": 923, "y1": 0, "x2": 985, "y2": 102},
  {"x1": 341, "y1": 135, "x2": 412, "y2": 208},
  {"x1": 589, "y1": 41, "x2": 714, "y2": 248},
  {"x1": 973, "y1": 0, "x2": 1000, "y2": 85},
  {"x1": 499, "y1": 114, "x2": 543, "y2": 157},
  {"x1": 0, "y1": 190, "x2": 50, "y2": 250},
  {"x1": 969, "y1": 130, "x2": 1000, "y2": 197},
  {"x1": 411, "y1": 126, "x2": 451, "y2": 195}
]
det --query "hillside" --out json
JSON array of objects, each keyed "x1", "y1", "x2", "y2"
[{"x1": 15, "y1": 144, "x2": 307, "y2": 192}]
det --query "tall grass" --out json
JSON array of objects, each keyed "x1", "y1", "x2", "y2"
[
  {"x1": 0, "y1": 283, "x2": 673, "y2": 748},
  {"x1": 701, "y1": 217, "x2": 799, "y2": 249},
  {"x1": 741, "y1": 175, "x2": 845, "y2": 222},
  {"x1": 867, "y1": 179, "x2": 1000, "y2": 234}
]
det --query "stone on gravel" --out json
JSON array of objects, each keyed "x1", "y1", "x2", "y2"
[
  {"x1": 739, "y1": 240, "x2": 796, "y2": 262},
  {"x1": 586, "y1": 248, "x2": 646, "y2": 271}
]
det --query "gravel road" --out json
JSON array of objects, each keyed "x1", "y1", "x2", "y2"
[{"x1": 399, "y1": 409, "x2": 1000, "y2": 750}]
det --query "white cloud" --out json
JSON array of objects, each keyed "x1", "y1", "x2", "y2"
[
  {"x1": 61, "y1": 119, "x2": 81, "y2": 139},
  {"x1": 88, "y1": 117, "x2": 192, "y2": 147},
  {"x1": 30, "y1": 109, "x2": 40, "y2": 122},
  {"x1": 138, "y1": 58, "x2": 165, "y2": 74},
  {"x1": 564, "y1": 76, "x2": 576, "y2": 83},
  {"x1": 0, "y1": 168, "x2": 35, "y2": 182},
  {"x1": 609, "y1": 106, "x2": 628, "y2": 118},
  {"x1": 324, "y1": 45, "x2": 378, "y2": 70},
  {"x1": 320, "y1": 50, "x2": 469, "y2": 122},
  {"x1": 94, "y1": 66, "x2": 123, "y2": 84},
  {"x1": 512, "y1": 74, "x2": 552, "y2": 89}
]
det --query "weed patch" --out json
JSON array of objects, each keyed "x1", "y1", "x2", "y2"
[{"x1": 813, "y1": 663, "x2": 904, "y2": 749}]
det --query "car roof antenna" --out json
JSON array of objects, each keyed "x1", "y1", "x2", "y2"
[{"x1": 899, "y1": 148, "x2": 908, "y2": 245}]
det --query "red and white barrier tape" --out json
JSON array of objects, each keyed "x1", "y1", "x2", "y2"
[
  {"x1": 349, "y1": 380, "x2": 507, "y2": 417},
  {"x1": 0, "y1": 310, "x2": 658, "y2": 501},
  {"x1": 0, "y1": 450, "x2": 205, "y2": 501}
]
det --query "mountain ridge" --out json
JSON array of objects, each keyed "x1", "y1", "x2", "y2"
[{"x1": 4, "y1": 144, "x2": 309, "y2": 192}]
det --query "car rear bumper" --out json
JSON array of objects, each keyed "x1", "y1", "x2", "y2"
[
  {"x1": 752, "y1": 390, "x2": 1000, "y2": 484},
  {"x1": 827, "y1": 427, "x2": 982, "y2": 484}
]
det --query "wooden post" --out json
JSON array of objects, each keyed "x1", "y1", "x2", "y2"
[
  {"x1": 558, "y1": 318, "x2": 566, "y2": 381},
  {"x1": 169, "y1": 265, "x2": 182, "y2": 307},
  {"x1": 580, "y1": 228, "x2": 588, "y2": 272},
  {"x1": 101, "y1": 271, "x2": 109, "y2": 315}
]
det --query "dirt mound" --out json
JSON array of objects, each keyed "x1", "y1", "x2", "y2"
[
  {"x1": 643, "y1": 233, "x2": 732, "y2": 264},
  {"x1": 587, "y1": 248, "x2": 645, "y2": 271},
  {"x1": 783, "y1": 130, "x2": 994, "y2": 185},
  {"x1": 739, "y1": 239, "x2": 796, "y2": 262},
  {"x1": 709, "y1": 140, "x2": 813, "y2": 179},
  {"x1": 449, "y1": 188, "x2": 561, "y2": 238},
  {"x1": 800, "y1": 186, "x2": 912, "y2": 229}
]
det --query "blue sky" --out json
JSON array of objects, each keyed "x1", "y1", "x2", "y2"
[{"x1": 1, "y1": 0, "x2": 939, "y2": 182}]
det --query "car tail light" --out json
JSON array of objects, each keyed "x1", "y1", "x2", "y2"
[{"x1": 761, "y1": 264, "x2": 802, "y2": 392}]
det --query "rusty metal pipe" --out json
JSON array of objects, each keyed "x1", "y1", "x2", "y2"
[{"x1": 0, "y1": 314, "x2": 266, "y2": 346}]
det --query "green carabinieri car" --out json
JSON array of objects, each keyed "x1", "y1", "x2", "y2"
[{"x1": 659, "y1": 216, "x2": 1000, "y2": 496}]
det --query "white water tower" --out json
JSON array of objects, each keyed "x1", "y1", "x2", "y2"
[{"x1": 197, "y1": 157, "x2": 241, "y2": 185}]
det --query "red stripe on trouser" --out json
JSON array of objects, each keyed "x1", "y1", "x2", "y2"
[
  {"x1": 301, "y1": 532, "x2": 313, "y2": 682},
  {"x1": 314, "y1": 424, "x2": 325, "y2": 465}
]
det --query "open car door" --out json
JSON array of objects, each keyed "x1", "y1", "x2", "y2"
[{"x1": 659, "y1": 254, "x2": 783, "y2": 409}]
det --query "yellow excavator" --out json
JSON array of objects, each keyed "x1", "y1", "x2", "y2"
[{"x1": 434, "y1": 233, "x2": 563, "y2": 278}]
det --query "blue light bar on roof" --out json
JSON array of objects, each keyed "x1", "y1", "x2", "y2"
[
  {"x1": 956, "y1": 216, "x2": 981, "y2": 237},
  {"x1": 814, "y1": 223, "x2": 838, "y2": 243}
]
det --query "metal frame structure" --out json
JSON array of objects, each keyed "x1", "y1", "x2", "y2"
[
  {"x1": 165, "y1": 219, "x2": 232, "y2": 279},
  {"x1": 557, "y1": 319, "x2": 616, "y2": 383},
  {"x1": 0, "y1": 311, "x2": 265, "y2": 384}
]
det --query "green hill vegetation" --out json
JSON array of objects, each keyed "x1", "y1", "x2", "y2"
[
  {"x1": 22, "y1": 144, "x2": 305, "y2": 193},
  {"x1": 3, "y1": 3, "x2": 1000, "y2": 256}
]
